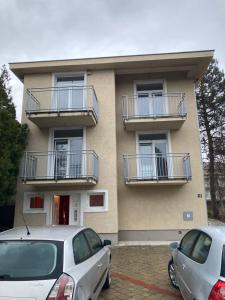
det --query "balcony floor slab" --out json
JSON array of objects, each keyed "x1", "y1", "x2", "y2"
[
  {"x1": 22, "y1": 178, "x2": 97, "y2": 186},
  {"x1": 125, "y1": 179, "x2": 189, "y2": 186},
  {"x1": 124, "y1": 117, "x2": 186, "y2": 131},
  {"x1": 26, "y1": 111, "x2": 97, "y2": 128}
]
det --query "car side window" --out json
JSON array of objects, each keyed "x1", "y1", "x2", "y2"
[
  {"x1": 84, "y1": 229, "x2": 103, "y2": 255},
  {"x1": 179, "y1": 230, "x2": 200, "y2": 257},
  {"x1": 191, "y1": 233, "x2": 212, "y2": 264},
  {"x1": 73, "y1": 232, "x2": 92, "y2": 264}
]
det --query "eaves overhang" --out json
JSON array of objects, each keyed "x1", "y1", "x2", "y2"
[{"x1": 9, "y1": 50, "x2": 214, "y2": 82}]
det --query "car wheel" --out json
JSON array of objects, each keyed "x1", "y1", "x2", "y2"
[
  {"x1": 103, "y1": 265, "x2": 111, "y2": 289},
  {"x1": 168, "y1": 259, "x2": 179, "y2": 289}
]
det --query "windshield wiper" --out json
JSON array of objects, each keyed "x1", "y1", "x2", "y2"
[{"x1": 0, "y1": 274, "x2": 11, "y2": 279}]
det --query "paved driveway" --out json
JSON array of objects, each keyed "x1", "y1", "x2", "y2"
[{"x1": 100, "y1": 246, "x2": 182, "y2": 300}]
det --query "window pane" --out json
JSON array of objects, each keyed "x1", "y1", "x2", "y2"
[
  {"x1": 191, "y1": 233, "x2": 212, "y2": 263},
  {"x1": 90, "y1": 194, "x2": 104, "y2": 207},
  {"x1": 220, "y1": 245, "x2": 225, "y2": 277},
  {"x1": 0, "y1": 241, "x2": 63, "y2": 280},
  {"x1": 54, "y1": 129, "x2": 83, "y2": 138},
  {"x1": 73, "y1": 233, "x2": 91, "y2": 264},
  {"x1": 84, "y1": 229, "x2": 102, "y2": 254},
  {"x1": 30, "y1": 196, "x2": 44, "y2": 209},
  {"x1": 139, "y1": 134, "x2": 167, "y2": 141},
  {"x1": 136, "y1": 83, "x2": 163, "y2": 91},
  {"x1": 57, "y1": 76, "x2": 84, "y2": 82},
  {"x1": 180, "y1": 230, "x2": 200, "y2": 257}
]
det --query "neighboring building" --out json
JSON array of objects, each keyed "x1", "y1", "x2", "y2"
[
  {"x1": 204, "y1": 162, "x2": 225, "y2": 210},
  {"x1": 10, "y1": 50, "x2": 213, "y2": 243}
]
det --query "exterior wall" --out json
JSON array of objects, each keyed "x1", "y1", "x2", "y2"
[
  {"x1": 116, "y1": 73, "x2": 208, "y2": 237},
  {"x1": 14, "y1": 70, "x2": 118, "y2": 239},
  {"x1": 84, "y1": 70, "x2": 118, "y2": 234},
  {"x1": 14, "y1": 62, "x2": 208, "y2": 242}
]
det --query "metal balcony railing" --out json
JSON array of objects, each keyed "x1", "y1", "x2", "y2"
[
  {"x1": 26, "y1": 85, "x2": 98, "y2": 120},
  {"x1": 123, "y1": 153, "x2": 191, "y2": 181},
  {"x1": 122, "y1": 93, "x2": 186, "y2": 120},
  {"x1": 21, "y1": 150, "x2": 99, "y2": 182}
]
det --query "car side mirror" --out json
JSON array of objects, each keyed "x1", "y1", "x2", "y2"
[
  {"x1": 169, "y1": 242, "x2": 179, "y2": 251},
  {"x1": 103, "y1": 239, "x2": 112, "y2": 246}
]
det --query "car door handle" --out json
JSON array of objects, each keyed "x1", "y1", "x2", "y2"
[
  {"x1": 182, "y1": 263, "x2": 186, "y2": 270},
  {"x1": 97, "y1": 263, "x2": 103, "y2": 268}
]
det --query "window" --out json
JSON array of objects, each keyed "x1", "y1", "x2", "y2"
[
  {"x1": 191, "y1": 233, "x2": 212, "y2": 264},
  {"x1": 136, "y1": 82, "x2": 163, "y2": 91},
  {"x1": 90, "y1": 194, "x2": 104, "y2": 207},
  {"x1": 54, "y1": 129, "x2": 83, "y2": 138},
  {"x1": 73, "y1": 232, "x2": 91, "y2": 264},
  {"x1": 221, "y1": 245, "x2": 225, "y2": 277},
  {"x1": 30, "y1": 196, "x2": 44, "y2": 209},
  {"x1": 179, "y1": 230, "x2": 200, "y2": 257},
  {"x1": 0, "y1": 240, "x2": 63, "y2": 280},
  {"x1": 84, "y1": 229, "x2": 102, "y2": 255},
  {"x1": 24, "y1": 193, "x2": 46, "y2": 213},
  {"x1": 86, "y1": 191, "x2": 108, "y2": 212}
]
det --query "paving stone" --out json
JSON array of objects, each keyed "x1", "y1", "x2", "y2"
[{"x1": 99, "y1": 246, "x2": 182, "y2": 300}]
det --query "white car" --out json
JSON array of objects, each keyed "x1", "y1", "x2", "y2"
[
  {"x1": 168, "y1": 226, "x2": 225, "y2": 300},
  {"x1": 0, "y1": 226, "x2": 112, "y2": 300}
]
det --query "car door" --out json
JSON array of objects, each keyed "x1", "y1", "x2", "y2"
[
  {"x1": 174, "y1": 230, "x2": 200, "y2": 300},
  {"x1": 182, "y1": 232, "x2": 212, "y2": 300},
  {"x1": 84, "y1": 229, "x2": 108, "y2": 297},
  {"x1": 72, "y1": 231, "x2": 98, "y2": 300}
]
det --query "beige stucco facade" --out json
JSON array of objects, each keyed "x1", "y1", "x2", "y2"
[{"x1": 10, "y1": 51, "x2": 213, "y2": 242}]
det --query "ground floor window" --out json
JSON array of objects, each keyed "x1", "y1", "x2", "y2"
[
  {"x1": 23, "y1": 193, "x2": 46, "y2": 213},
  {"x1": 86, "y1": 191, "x2": 108, "y2": 212},
  {"x1": 30, "y1": 195, "x2": 44, "y2": 209},
  {"x1": 89, "y1": 194, "x2": 104, "y2": 207}
]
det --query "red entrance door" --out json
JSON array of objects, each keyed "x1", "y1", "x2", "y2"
[{"x1": 59, "y1": 195, "x2": 69, "y2": 225}]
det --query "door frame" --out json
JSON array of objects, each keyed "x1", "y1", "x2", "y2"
[
  {"x1": 135, "y1": 130, "x2": 172, "y2": 179},
  {"x1": 47, "y1": 191, "x2": 83, "y2": 226},
  {"x1": 47, "y1": 127, "x2": 86, "y2": 178},
  {"x1": 133, "y1": 79, "x2": 168, "y2": 116},
  {"x1": 51, "y1": 71, "x2": 87, "y2": 110}
]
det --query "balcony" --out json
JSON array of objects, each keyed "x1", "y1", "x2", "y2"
[
  {"x1": 25, "y1": 85, "x2": 98, "y2": 128},
  {"x1": 122, "y1": 93, "x2": 186, "y2": 130},
  {"x1": 123, "y1": 153, "x2": 191, "y2": 185},
  {"x1": 21, "y1": 150, "x2": 98, "y2": 186}
]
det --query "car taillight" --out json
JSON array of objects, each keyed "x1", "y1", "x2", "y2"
[
  {"x1": 47, "y1": 273, "x2": 74, "y2": 300},
  {"x1": 209, "y1": 280, "x2": 225, "y2": 300}
]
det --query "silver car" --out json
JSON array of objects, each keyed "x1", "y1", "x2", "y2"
[
  {"x1": 0, "y1": 226, "x2": 111, "y2": 300},
  {"x1": 168, "y1": 226, "x2": 225, "y2": 300}
]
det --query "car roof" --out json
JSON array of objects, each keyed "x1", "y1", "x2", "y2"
[
  {"x1": 195, "y1": 226, "x2": 225, "y2": 243},
  {"x1": 0, "y1": 226, "x2": 85, "y2": 241}
]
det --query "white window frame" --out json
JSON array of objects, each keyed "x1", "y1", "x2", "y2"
[
  {"x1": 133, "y1": 79, "x2": 168, "y2": 116},
  {"x1": 136, "y1": 130, "x2": 173, "y2": 179},
  {"x1": 23, "y1": 192, "x2": 47, "y2": 214},
  {"x1": 51, "y1": 71, "x2": 87, "y2": 110},
  {"x1": 47, "y1": 127, "x2": 86, "y2": 178},
  {"x1": 85, "y1": 190, "x2": 109, "y2": 213}
]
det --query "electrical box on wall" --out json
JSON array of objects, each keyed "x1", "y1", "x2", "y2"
[{"x1": 183, "y1": 211, "x2": 193, "y2": 221}]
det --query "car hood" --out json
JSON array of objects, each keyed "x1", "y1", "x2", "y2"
[{"x1": 0, "y1": 279, "x2": 56, "y2": 300}]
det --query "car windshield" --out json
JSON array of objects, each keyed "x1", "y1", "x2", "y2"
[{"x1": 0, "y1": 240, "x2": 63, "y2": 281}]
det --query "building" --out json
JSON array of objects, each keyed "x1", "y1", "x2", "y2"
[
  {"x1": 10, "y1": 50, "x2": 213, "y2": 243},
  {"x1": 204, "y1": 162, "x2": 225, "y2": 211}
]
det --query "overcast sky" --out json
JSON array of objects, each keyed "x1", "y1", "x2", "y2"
[{"x1": 0, "y1": 0, "x2": 225, "y2": 120}]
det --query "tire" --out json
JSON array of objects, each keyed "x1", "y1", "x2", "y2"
[
  {"x1": 168, "y1": 259, "x2": 179, "y2": 289},
  {"x1": 103, "y1": 266, "x2": 111, "y2": 289}
]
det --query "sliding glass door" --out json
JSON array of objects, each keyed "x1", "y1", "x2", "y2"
[
  {"x1": 135, "y1": 81, "x2": 166, "y2": 117},
  {"x1": 138, "y1": 134, "x2": 168, "y2": 179},
  {"x1": 52, "y1": 129, "x2": 83, "y2": 179},
  {"x1": 53, "y1": 75, "x2": 84, "y2": 111}
]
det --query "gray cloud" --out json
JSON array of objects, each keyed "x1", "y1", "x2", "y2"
[{"x1": 0, "y1": 0, "x2": 224, "y2": 120}]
